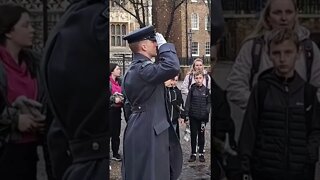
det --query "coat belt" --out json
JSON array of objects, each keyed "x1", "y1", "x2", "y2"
[
  {"x1": 69, "y1": 134, "x2": 109, "y2": 163},
  {"x1": 131, "y1": 105, "x2": 146, "y2": 113}
]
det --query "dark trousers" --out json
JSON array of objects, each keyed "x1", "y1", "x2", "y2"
[
  {"x1": 0, "y1": 142, "x2": 38, "y2": 180},
  {"x1": 190, "y1": 118, "x2": 205, "y2": 154},
  {"x1": 110, "y1": 107, "x2": 122, "y2": 155},
  {"x1": 172, "y1": 118, "x2": 180, "y2": 140}
]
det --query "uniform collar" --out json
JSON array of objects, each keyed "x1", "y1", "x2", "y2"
[{"x1": 132, "y1": 53, "x2": 151, "y2": 63}]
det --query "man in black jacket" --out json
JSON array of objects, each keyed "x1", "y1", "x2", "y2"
[{"x1": 238, "y1": 28, "x2": 320, "y2": 180}]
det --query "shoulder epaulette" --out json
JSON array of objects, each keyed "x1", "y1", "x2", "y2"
[{"x1": 141, "y1": 61, "x2": 152, "y2": 68}]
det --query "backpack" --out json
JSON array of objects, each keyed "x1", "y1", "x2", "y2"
[
  {"x1": 257, "y1": 80, "x2": 317, "y2": 133},
  {"x1": 249, "y1": 36, "x2": 314, "y2": 90},
  {"x1": 188, "y1": 73, "x2": 209, "y2": 90}
]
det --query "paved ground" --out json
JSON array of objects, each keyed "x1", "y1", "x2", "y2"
[{"x1": 109, "y1": 113, "x2": 211, "y2": 180}]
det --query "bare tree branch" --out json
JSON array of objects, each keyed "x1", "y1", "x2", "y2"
[
  {"x1": 165, "y1": 0, "x2": 185, "y2": 39},
  {"x1": 112, "y1": 0, "x2": 140, "y2": 24},
  {"x1": 141, "y1": 0, "x2": 146, "y2": 26}
]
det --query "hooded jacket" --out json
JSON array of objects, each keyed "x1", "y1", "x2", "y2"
[
  {"x1": 226, "y1": 25, "x2": 320, "y2": 142},
  {"x1": 227, "y1": 25, "x2": 320, "y2": 110},
  {"x1": 239, "y1": 68, "x2": 320, "y2": 179}
]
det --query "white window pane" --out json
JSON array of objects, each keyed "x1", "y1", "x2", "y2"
[{"x1": 192, "y1": 42, "x2": 199, "y2": 56}]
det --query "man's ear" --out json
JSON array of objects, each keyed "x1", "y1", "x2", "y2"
[{"x1": 141, "y1": 42, "x2": 147, "y2": 51}]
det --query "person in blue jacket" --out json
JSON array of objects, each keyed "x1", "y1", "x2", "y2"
[{"x1": 122, "y1": 25, "x2": 183, "y2": 180}]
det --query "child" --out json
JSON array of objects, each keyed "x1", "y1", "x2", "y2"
[
  {"x1": 185, "y1": 71, "x2": 211, "y2": 162},
  {"x1": 238, "y1": 28, "x2": 320, "y2": 180},
  {"x1": 165, "y1": 75, "x2": 186, "y2": 139}
]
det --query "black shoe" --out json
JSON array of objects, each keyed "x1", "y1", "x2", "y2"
[
  {"x1": 112, "y1": 153, "x2": 122, "y2": 161},
  {"x1": 188, "y1": 154, "x2": 196, "y2": 162},
  {"x1": 199, "y1": 154, "x2": 205, "y2": 162}
]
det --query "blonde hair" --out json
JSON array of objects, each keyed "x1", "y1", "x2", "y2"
[
  {"x1": 189, "y1": 58, "x2": 204, "y2": 73},
  {"x1": 267, "y1": 28, "x2": 300, "y2": 53},
  {"x1": 194, "y1": 70, "x2": 204, "y2": 78},
  {"x1": 243, "y1": 0, "x2": 299, "y2": 44}
]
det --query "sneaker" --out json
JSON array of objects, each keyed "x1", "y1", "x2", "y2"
[
  {"x1": 112, "y1": 153, "x2": 122, "y2": 161},
  {"x1": 188, "y1": 154, "x2": 196, "y2": 162},
  {"x1": 199, "y1": 154, "x2": 205, "y2": 162}
]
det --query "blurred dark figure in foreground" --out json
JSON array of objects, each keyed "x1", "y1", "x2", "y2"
[
  {"x1": 41, "y1": 0, "x2": 108, "y2": 179},
  {"x1": 0, "y1": 4, "x2": 51, "y2": 180}
]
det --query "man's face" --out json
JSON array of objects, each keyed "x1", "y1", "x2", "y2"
[
  {"x1": 267, "y1": 0, "x2": 296, "y2": 30},
  {"x1": 194, "y1": 74, "x2": 204, "y2": 86},
  {"x1": 145, "y1": 39, "x2": 157, "y2": 57},
  {"x1": 269, "y1": 39, "x2": 298, "y2": 78}
]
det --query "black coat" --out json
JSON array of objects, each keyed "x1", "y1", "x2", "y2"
[
  {"x1": 185, "y1": 84, "x2": 211, "y2": 122},
  {"x1": 239, "y1": 70, "x2": 320, "y2": 180},
  {"x1": 42, "y1": 1, "x2": 108, "y2": 179},
  {"x1": 166, "y1": 86, "x2": 185, "y2": 124},
  {"x1": 211, "y1": 78, "x2": 236, "y2": 147}
]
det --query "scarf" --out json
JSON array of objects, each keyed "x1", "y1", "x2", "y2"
[
  {"x1": 0, "y1": 46, "x2": 38, "y2": 104},
  {"x1": 109, "y1": 75, "x2": 122, "y2": 95}
]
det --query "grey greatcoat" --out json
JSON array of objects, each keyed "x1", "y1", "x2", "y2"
[{"x1": 122, "y1": 43, "x2": 183, "y2": 180}]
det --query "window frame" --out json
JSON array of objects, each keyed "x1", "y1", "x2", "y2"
[
  {"x1": 191, "y1": 13, "x2": 199, "y2": 30},
  {"x1": 191, "y1": 42, "x2": 199, "y2": 56},
  {"x1": 110, "y1": 23, "x2": 127, "y2": 47},
  {"x1": 205, "y1": 42, "x2": 210, "y2": 56}
]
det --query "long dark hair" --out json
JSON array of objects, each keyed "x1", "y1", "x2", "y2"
[{"x1": 0, "y1": 4, "x2": 29, "y2": 45}]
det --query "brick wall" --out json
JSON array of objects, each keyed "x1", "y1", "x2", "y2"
[{"x1": 153, "y1": 0, "x2": 210, "y2": 58}]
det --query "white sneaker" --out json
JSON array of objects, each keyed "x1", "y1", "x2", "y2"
[{"x1": 196, "y1": 146, "x2": 205, "y2": 153}]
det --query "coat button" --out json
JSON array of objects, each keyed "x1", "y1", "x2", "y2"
[
  {"x1": 92, "y1": 142, "x2": 99, "y2": 150},
  {"x1": 66, "y1": 150, "x2": 71, "y2": 156},
  {"x1": 138, "y1": 106, "x2": 141, "y2": 109}
]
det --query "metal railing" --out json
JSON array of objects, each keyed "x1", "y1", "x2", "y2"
[
  {"x1": 179, "y1": 56, "x2": 211, "y2": 66},
  {"x1": 222, "y1": 0, "x2": 320, "y2": 15},
  {"x1": 110, "y1": 56, "x2": 211, "y2": 74}
]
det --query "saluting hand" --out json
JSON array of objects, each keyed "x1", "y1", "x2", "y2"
[{"x1": 155, "y1": 33, "x2": 167, "y2": 48}]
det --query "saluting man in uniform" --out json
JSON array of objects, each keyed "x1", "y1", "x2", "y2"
[{"x1": 122, "y1": 25, "x2": 183, "y2": 180}]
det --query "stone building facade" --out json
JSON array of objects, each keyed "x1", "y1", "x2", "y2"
[
  {"x1": 109, "y1": 0, "x2": 152, "y2": 58},
  {"x1": 153, "y1": 0, "x2": 210, "y2": 63}
]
